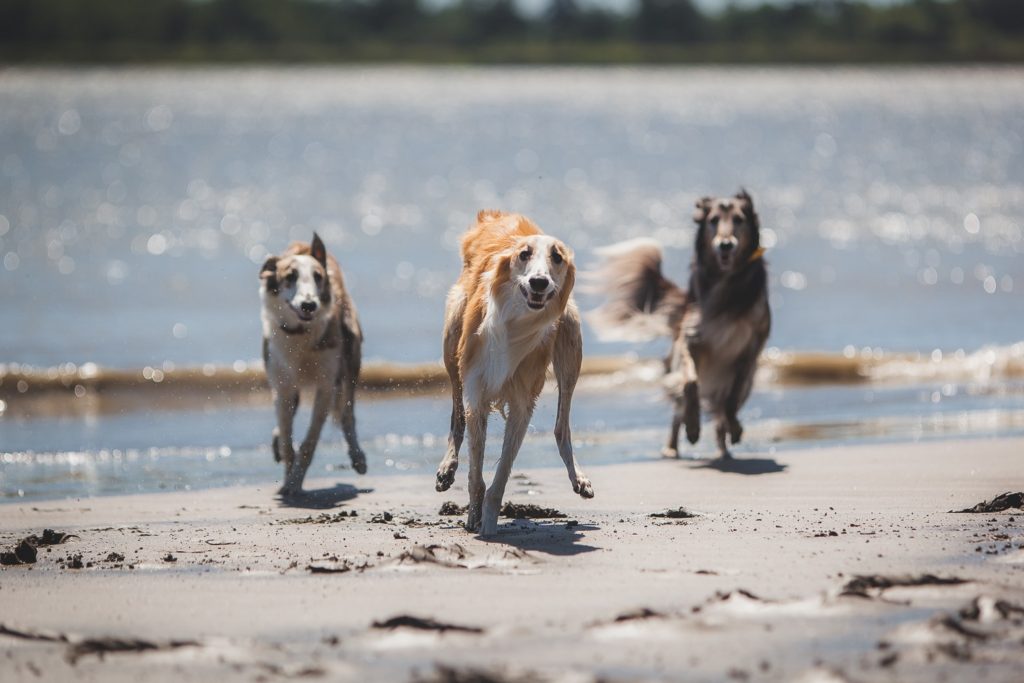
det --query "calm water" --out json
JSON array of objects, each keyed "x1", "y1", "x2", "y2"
[{"x1": 1, "y1": 67, "x2": 1022, "y2": 500}]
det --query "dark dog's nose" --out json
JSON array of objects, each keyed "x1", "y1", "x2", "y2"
[
  {"x1": 718, "y1": 241, "x2": 735, "y2": 253},
  {"x1": 529, "y1": 277, "x2": 549, "y2": 292},
  {"x1": 300, "y1": 301, "x2": 318, "y2": 314}
]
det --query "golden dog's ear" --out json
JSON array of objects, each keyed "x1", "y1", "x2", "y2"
[
  {"x1": 260, "y1": 256, "x2": 279, "y2": 293},
  {"x1": 557, "y1": 244, "x2": 576, "y2": 313},
  {"x1": 310, "y1": 233, "x2": 328, "y2": 268},
  {"x1": 693, "y1": 197, "x2": 712, "y2": 223}
]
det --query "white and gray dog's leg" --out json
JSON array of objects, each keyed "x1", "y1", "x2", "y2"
[
  {"x1": 553, "y1": 306, "x2": 594, "y2": 498},
  {"x1": 481, "y1": 397, "x2": 534, "y2": 537},
  {"x1": 273, "y1": 389, "x2": 299, "y2": 482},
  {"x1": 337, "y1": 375, "x2": 366, "y2": 474},
  {"x1": 281, "y1": 385, "x2": 332, "y2": 495},
  {"x1": 464, "y1": 406, "x2": 488, "y2": 533}
]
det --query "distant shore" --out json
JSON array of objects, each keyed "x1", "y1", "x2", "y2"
[
  {"x1": 4, "y1": 41, "x2": 1024, "y2": 65},
  {"x1": 1, "y1": 437, "x2": 1022, "y2": 681}
]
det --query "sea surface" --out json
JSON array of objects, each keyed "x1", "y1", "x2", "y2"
[{"x1": 1, "y1": 67, "x2": 1022, "y2": 502}]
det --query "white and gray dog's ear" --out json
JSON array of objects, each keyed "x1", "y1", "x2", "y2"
[
  {"x1": 260, "y1": 256, "x2": 279, "y2": 291},
  {"x1": 693, "y1": 197, "x2": 712, "y2": 223},
  {"x1": 310, "y1": 233, "x2": 327, "y2": 268}
]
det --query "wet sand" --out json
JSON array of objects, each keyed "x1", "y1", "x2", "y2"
[{"x1": 1, "y1": 437, "x2": 1023, "y2": 682}]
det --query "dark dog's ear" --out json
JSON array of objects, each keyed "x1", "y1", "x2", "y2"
[
  {"x1": 735, "y1": 188, "x2": 760, "y2": 236},
  {"x1": 310, "y1": 233, "x2": 328, "y2": 268},
  {"x1": 260, "y1": 256, "x2": 279, "y2": 293},
  {"x1": 692, "y1": 197, "x2": 711, "y2": 223}
]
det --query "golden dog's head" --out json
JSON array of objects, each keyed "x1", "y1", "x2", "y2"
[
  {"x1": 504, "y1": 233, "x2": 575, "y2": 314},
  {"x1": 694, "y1": 190, "x2": 761, "y2": 273}
]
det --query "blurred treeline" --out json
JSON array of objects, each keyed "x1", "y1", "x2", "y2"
[{"x1": 1, "y1": 0, "x2": 1023, "y2": 63}]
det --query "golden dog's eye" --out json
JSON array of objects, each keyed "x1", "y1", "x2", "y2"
[
  {"x1": 710, "y1": 216, "x2": 720, "y2": 225},
  {"x1": 519, "y1": 249, "x2": 531, "y2": 262},
  {"x1": 734, "y1": 216, "x2": 745, "y2": 224},
  {"x1": 550, "y1": 248, "x2": 563, "y2": 265}
]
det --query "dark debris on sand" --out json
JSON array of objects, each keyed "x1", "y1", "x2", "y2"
[
  {"x1": 1, "y1": 529, "x2": 78, "y2": 566},
  {"x1": 439, "y1": 501, "x2": 468, "y2": 516},
  {"x1": 612, "y1": 607, "x2": 667, "y2": 623},
  {"x1": 67, "y1": 637, "x2": 199, "y2": 664},
  {"x1": 372, "y1": 615, "x2": 483, "y2": 634},
  {"x1": 953, "y1": 492, "x2": 1024, "y2": 513},
  {"x1": 413, "y1": 664, "x2": 548, "y2": 683},
  {"x1": 500, "y1": 502, "x2": 566, "y2": 519},
  {"x1": 395, "y1": 543, "x2": 469, "y2": 568},
  {"x1": 841, "y1": 574, "x2": 967, "y2": 597},
  {"x1": 0, "y1": 623, "x2": 198, "y2": 665},
  {"x1": 279, "y1": 511, "x2": 358, "y2": 525},
  {"x1": 649, "y1": 507, "x2": 698, "y2": 519}
]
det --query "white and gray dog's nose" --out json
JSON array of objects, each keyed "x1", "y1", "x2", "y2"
[{"x1": 300, "y1": 300, "x2": 318, "y2": 314}]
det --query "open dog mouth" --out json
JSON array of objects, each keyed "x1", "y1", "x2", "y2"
[
  {"x1": 290, "y1": 305, "x2": 315, "y2": 322},
  {"x1": 519, "y1": 284, "x2": 554, "y2": 310}
]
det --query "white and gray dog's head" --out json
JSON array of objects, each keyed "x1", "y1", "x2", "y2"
[{"x1": 259, "y1": 233, "x2": 332, "y2": 327}]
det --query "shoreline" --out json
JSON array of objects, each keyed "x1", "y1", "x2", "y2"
[{"x1": 2, "y1": 437, "x2": 1022, "y2": 681}]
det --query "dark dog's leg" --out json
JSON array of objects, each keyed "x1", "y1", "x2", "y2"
[
  {"x1": 715, "y1": 418, "x2": 731, "y2": 459},
  {"x1": 663, "y1": 332, "x2": 700, "y2": 457},
  {"x1": 281, "y1": 386, "x2": 331, "y2": 495},
  {"x1": 464, "y1": 407, "x2": 488, "y2": 533},
  {"x1": 553, "y1": 306, "x2": 593, "y2": 497},
  {"x1": 723, "y1": 352, "x2": 759, "y2": 448}
]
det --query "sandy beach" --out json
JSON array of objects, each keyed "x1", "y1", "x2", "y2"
[{"x1": 1, "y1": 437, "x2": 1022, "y2": 682}]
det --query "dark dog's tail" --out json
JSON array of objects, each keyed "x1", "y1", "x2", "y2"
[{"x1": 585, "y1": 238, "x2": 688, "y2": 342}]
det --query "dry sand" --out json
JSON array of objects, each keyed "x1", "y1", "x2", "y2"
[{"x1": 2, "y1": 437, "x2": 1023, "y2": 682}]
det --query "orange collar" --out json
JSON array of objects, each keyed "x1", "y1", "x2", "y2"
[{"x1": 748, "y1": 247, "x2": 766, "y2": 263}]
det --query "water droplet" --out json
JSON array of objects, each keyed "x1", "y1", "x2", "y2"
[
  {"x1": 58, "y1": 109, "x2": 81, "y2": 136},
  {"x1": 147, "y1": 234, "x2": 168, "y2": 255}
]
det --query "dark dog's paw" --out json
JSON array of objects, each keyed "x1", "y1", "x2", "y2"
[
  {"x1": 685, "y1": 423, "x2": 700, "y2": 445},
  {"x1": 350, "y1": 449, "x2": 367, "y2": 475},
  {"x1": 683, "y1": 382, "x2": 700, "y2": 444},
  {"x1": 729, "y1": 421, "x2": 743, "y2": 445}
]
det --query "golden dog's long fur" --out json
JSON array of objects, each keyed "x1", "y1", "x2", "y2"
[{"x1": 436, "y1": 210, "x2": 593, "y2": 536}]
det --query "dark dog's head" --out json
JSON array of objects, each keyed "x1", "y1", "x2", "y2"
[
  {"x1": 693, "y1": 190, "x2": 761, "y2": 273},
  {"x1": 260, "y1": 233, "x2": 332, "y2": 325}
]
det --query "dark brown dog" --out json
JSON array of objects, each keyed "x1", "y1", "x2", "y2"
[{"x1": 589, "y1": 190, "x2": 771, "y2": 458}]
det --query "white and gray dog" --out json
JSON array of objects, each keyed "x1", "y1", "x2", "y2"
[{"x1": 259, "y1": 233, "x2": 366, "y2": 495}]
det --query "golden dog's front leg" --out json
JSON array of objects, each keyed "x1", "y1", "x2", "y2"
[
  {"x1": 464, "y1": 407, "x2": 488, "y2": 533},
  {"x1": 481, "y1": 397, "x2": 534, "y2": 537},
  {"x1": 552, "y1": 305, "x2": 593, "y2": 498}
]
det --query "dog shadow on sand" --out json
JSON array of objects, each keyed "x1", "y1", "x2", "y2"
[
  {"x1": 688, "y1": 454, "x2": 788, "y2": 476},
  {"x1": 481, "y1": 521, "x2": 602, "y2": 557},
  {"x1": 276, "y1": 483, "x2": 368, "y2": 510}
]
